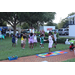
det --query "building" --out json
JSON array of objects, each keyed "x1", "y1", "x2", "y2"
[{"x1": 67, "y1": 14, "x2": 75, "y2": 37}]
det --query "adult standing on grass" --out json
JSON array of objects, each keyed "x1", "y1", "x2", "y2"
[{"x1": 9, "y1": 28, "x2": 11, "y2": 37}]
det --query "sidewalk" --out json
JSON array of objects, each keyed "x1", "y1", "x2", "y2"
[{"x1": 0, "y1": 49, "x2": 75, "y2": 62}]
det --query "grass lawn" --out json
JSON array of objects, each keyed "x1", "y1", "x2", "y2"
[
  {"x1": 0, "y1": 37, "x2": 70, "y2": 61},
  {"x1": 63, "y1": 58, "x2": 75, "y2": 62}
]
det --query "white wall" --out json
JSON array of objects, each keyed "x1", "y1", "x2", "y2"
[
  {"x1": 43, "y1": 26, "x2": 55, "y2": 33},
  {"x1": 69, "y1": 25, "x2": 75, "y2": 37},
  {"x1": 39, "y1": 26, "x2": 55, "y2": 33}
]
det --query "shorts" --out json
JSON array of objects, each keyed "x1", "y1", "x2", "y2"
[
  {"x1": 23, "y1": 40, "x2": 26, "y2": 44},
  {"x1": 21, "y1": 40, "x2": 23, "y2": 44},
  {"x1": 54, "y1": 38, "x2": 57, "y2": 41},
  {"x1": 48, "y1": 41, "x2": 53, "y2": 48},
  {"x1": 34, "y1": 39, "x2": 37, "y2": 43},
  {"x1": 29, "y1": 39, "x2": 34, "y2": 43}
]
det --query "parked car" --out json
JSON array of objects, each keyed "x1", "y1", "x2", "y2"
[
  {"x1": 52, "y1": 29, "x2": 58, "y2": 33},
  {"x1": 58, "y1": 28, "x2": 69, "y2": 35}
]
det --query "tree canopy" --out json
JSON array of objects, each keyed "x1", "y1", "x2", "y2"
[{"x1": 0, "y1": 12, "x2": 56, "y2": 34}]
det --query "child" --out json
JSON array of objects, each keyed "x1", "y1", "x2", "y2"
[
  {"x1": 54, "y1": 31, "x2": 57, "y2": 47},
  {"x1": 40, "y1": 34, "x2": 44, "y2": 48},
  {"x1": 28, "y1": 33, "x2": 30, "y2": 47},
  {"x1": 16, "y1": 36, "x2": 18, "y2": 45},
  {"x1": 33, "y1": 33, "x2": 37, "y2": 46},
  {"x1": 12, "y1": 34, "x2": 16, "y2": 47},
  {"x1": 29, "y1": 33, "x2": 34, "y2": 49},
  {"x1": 48, "y1": 32, "x2": 56, "y2": 54},
  {"x1": 21, "y1": 34, "x2": 23, "y2": 48},
  {"x1": 22, "y1": 33, "x2": 27, "y2": 49},
  {"x1": 69, "y1": 43, "x2": 75, "y2": 51}
]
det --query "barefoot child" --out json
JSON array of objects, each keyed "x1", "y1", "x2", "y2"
[
  {"x1": 33, "y1": 33, "x2": 37, "y2": 46},
  {"x1": 12, "y1": 34, "x2": 16, "y2": 47},
  {"x1": 54, "y1": 31, "x2": 57, "y2": 47},
  {"x1": 48, "y1": 32, "x2": 55, "y2": 54},
  {"x1": 16, "y1": 36, "x2": 18, "y2": 45},
  {"x1": 22, "y1": 33, "x2": 27, "y2": 49},
  {"x1": 40, "y1": 34, "x2": 44, "y2": 48},
  {"x1": 29, "y1": 33, "x2": 34, "y2": 49},
  {"x1": 21, "y1": 34, "x2": 23, "y2": 48}
]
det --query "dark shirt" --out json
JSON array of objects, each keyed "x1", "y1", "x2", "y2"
[{"x1": 12, "y1": 36, "x2": 15, "y2": 43}]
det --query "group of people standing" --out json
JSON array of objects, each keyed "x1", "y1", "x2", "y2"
[
  {"x1": 20, "y1": 33, "x2": 37, "y2": 49},
  {"x1": 12, "y1": 29, "x2": 57, "y2": 54}
]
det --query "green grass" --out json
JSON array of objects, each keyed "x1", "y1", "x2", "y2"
[
  {"x1": 63, "y1": 58, "x2": 75, "y2": 62},
  {"x1": 0, "y1": 37, "x2": 70, "y2": 61}
]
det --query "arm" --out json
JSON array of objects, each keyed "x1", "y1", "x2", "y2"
[{"x1": 51, "y1": 35, "x2": 54, "y2": 40}]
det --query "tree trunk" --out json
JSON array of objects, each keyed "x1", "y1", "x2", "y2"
[{"x1": 13, "y1": 24, "x2": 16, "y2": 35}]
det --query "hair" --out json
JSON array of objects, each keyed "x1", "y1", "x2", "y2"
[
  {"x1": 41, "y1": 34, "x2": 43, "y2": 37},
  {"x1": 71, "y1": 43, "x2": 74, "y2": 46},
  {"x1": 49, "y1": 31, "x2": 52, "y2": 35},
  {"x1": 30, "y1": 33, "x2": 33, "y2": 36}
]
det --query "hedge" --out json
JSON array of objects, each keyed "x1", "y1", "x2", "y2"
[{"x1": 37, "y1": 36, "x2": 75, "y2": 44}]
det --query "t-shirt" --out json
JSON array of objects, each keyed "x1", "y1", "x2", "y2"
[
  {"x1": 12, "y1": 36, "x2": 15, "y2": 43},
  {"x1": 21, "y1": 36, "x2": 24, "y2": 41},
  {"x1": 69, "y1": 45, "x2": 73, "y2": 48}
]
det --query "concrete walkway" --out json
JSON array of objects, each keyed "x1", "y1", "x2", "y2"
[{"x1": 0, "y1": 49, "x2": 75, "y2": 62}]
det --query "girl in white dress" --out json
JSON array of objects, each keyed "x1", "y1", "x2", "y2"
[{"x1": 48, "y1": 32, "x2": 55, "y2": 54}]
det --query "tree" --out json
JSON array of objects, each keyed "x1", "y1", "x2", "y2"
[
  {"x1": 57, "y1": 12, "x2": 75, "y2": 29},
  {"x1": 0, "y1": 12, "x2": 56, "y2": 34}
]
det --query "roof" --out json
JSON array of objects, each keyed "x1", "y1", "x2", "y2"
[{"x1": 67, "y1": 14, "x2": 75, "y2": 19}]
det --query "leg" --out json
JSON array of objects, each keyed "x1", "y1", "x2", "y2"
[
  {"x1": 30, "y1": 43, "x2": 31, "y2": 49},
  {"x1": 12, "y1": 43, "x2": 13, "y2": 47},
  {"x1": 14, "y1": 43, "x2": 16, "y2": 47},
  {"x1": 48, "y1": 48, "x2": 51, "y2": 54},
  {"x1": 32, "y1": 43, "x2": 34, "y2": 49}
]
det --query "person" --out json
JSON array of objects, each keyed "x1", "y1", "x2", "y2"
[
  {"x1": 3, "y1": 29, "x2": 6, "y2": 38},
  {"x1": 69, "y1": 43, "x2": 75, "y2": 51},
  {"x1": 15, "y1": 36, "x2": 18, "y2": 45},
  {"x1": 21, "y1": 34, "x2": 23, "y2": 48},
  {"x1": 22, "y1": 33, "x2": 27, "y2": 49},
  {"x1": 12, "y1": 34, "x2": 16, "y2": 47},
  {"x1": 40, "y1": 34, "x2": 44, "y2": 48},
  {"x1": 48, "y1": 32, "x2": 56, "y2": 54},
  {"x1": 9, "y1": 28, "x2": 11, "y2": 37},
  {"x1": 28, "y1": 33, "x2": 30, "y2": 47},
  {"x1": 54, "y1": 31, "x2": 57, "y2": 47},
  {"x1": 29, "y1": 33, "x2": 34, "y2": 49},
  {"x1": 39, "y1": 33, "x2": 41, "y2": 47},
  {"x1": 33, "y1": 33, "x2": 37, "y2": 46}
]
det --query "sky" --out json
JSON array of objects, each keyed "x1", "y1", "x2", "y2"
[{"x1": 53, "y1": 11, "x2": 73, "y2": 24}]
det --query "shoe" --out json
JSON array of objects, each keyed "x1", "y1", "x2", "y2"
[{"x1": 48, "y1": 53, "x2": 51, "y2": 54}]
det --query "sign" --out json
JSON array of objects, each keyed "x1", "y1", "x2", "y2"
[{"x1": 47, "y1": 28, "x2": 53, "y2": 30}]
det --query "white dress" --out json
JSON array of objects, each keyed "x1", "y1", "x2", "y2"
[
  {"x1": 54, "y1": 34, "x2": 57, "y2": 41},
  {"x1": 48, "y1": 35, "x2": 53, "y2": 48}
]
